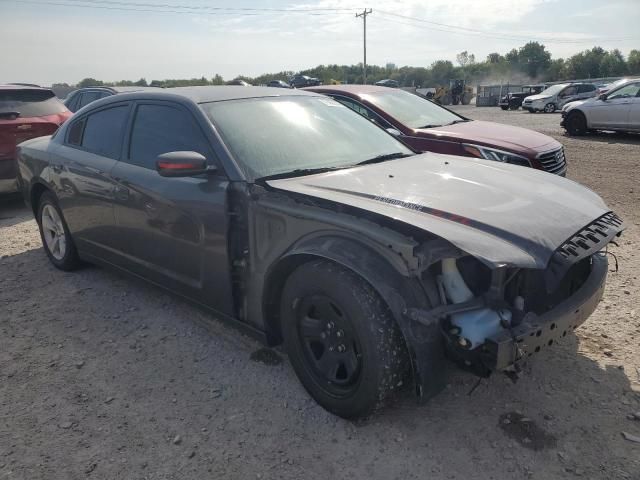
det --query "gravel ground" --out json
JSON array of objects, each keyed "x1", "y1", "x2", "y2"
[{"x1": 1, "y1": 107, "x2": 639, "y2": 480}]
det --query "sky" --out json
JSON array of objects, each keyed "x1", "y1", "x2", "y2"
[{"x1": 0, "y1": 0, "x2": 638, "y2": 85}]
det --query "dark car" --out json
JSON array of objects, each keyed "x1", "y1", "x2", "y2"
[
  {"x1": 290, "y1": 75, "x2": 321, "y2": 88},
  {"x1": 306, "y1": 85, "x2": 567, "y2": 175},
  {"x1": 64, "y1": 86, "x2": 159, "y2": 113},
  {"x1": 1, "y1": 85, "x2": 71, "y2": 195},
  {"x1": 267, "y1": 80, "x2": 292, "y2": 89},
  {"x1": 17, "y1": 86, "x2": 622, "y2": 418},
  {"x1": 499, "y1": 85, "x2": 545, "y2": 110},
  {"x1": 374, "y1": 79, "x2": 399, "y2": 88}
]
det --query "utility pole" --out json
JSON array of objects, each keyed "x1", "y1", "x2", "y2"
[{"x1": 355, "y1": 8, "x2": 372, "y2": 84}]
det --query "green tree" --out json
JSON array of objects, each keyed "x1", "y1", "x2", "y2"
[
  {"x1": 546, "y1": 58, "x2": 567, "y2": 81},
  {"x1": 456, "y1": 51, "x2": 476, "y2": 68},
  {"x1": 211, "y1": 74, "x2": 225, "y2": 85},
  {"x1": 77, "y1": 77, "x2": 103, "y2": 88},
  {"x1": 627, "y1": 49, "x2": 640, "y2": 74},
  {"x1": 517, "y1": 42, "x2": 551, "y2": 78},
  {"x1": 486, "y1": 52, "x2": 503, "y2": 64},
  {"x1": 429, "y1": 60, "x2": 455, "y2": 85}
]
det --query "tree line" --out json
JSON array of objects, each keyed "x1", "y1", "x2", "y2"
[{"x1": 56, "y1": 42, "x2": 640, "y2": 90}]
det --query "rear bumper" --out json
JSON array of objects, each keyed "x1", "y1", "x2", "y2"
[{"x1": 485, "y1": 254, "x2": 608, "y2": 370}]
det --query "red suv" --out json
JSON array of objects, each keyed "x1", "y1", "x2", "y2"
[
  {"x1": 0, "y1": 85, "x2": 71, "y2": 194},
  {"x1": 306, "y1": 85, "x2": 567, "y2": 175}
]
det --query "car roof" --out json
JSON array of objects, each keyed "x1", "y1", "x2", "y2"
[
  {"x1": 72, "y1": 86, "x2": 159, "y2": 93},
  {"x1": 111, "y1": 85, "x2": 323, "y2": 104},
  {"x1": 303, "y1": 84, "x2": 393, "y2": 95},
  {"x1": 0, "y1": 84, "x2": 53, "y2": 92}
]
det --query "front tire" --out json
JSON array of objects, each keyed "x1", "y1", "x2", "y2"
[
  {"x1": 281, "y1": 260, "x2": 408, "y2": 419},
  {"x1": 544, "y1": 103, "x2": 556, "y2": 113},
  {"x1": 564, "y1": 111, "x2": 588, "y2": 136},
  {"x1": 37, "y1": 191, "x2": 80, "y2": 271}
]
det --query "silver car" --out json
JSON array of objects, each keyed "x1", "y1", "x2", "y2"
[
  {"x1": 561, "y1": 78, "x2": 640, "y2": 135},
  {"x1": 522, "y1": 83, "x2": 597, "y2": 113}
]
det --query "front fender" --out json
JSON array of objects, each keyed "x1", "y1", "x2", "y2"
[{"x1": 278, "y1": 234, "x2": 447, "y2": 401}]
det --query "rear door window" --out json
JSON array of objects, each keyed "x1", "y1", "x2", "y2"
[
  {"x1": 127, "y1": 104, "x2": 210, "y2": 170},
  {"x1": 0, "y1": 89, "x2": 67, "y2": 117},
  {"x1": 77, "y1": 91, "x2": 107, "y2": 109},
  {"x1": 578, "y1": 84, "x2": 596, "y2": 93},
  {"x1": 78, "y1": 105, "x2": 129, "y2": 159}
]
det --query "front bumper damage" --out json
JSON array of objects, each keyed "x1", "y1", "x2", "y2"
[
  {"x1": 484, "y1": 253, "x2": 607, "y2": 371},
  {"x1": 404, "y1": 253, "x2": 609, "y2": 397}
]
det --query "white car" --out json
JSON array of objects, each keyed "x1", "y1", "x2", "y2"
[
  {"x1": 522, "y1": 83, "x2": 597, "y2": 113},
  {"x1": 561, "y1": 78, "x2": 640, "y2": 135}
]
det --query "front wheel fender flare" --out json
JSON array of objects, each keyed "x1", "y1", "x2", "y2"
[{"x1": 267, "y1": 234, "x2": 446, "y2": 400}]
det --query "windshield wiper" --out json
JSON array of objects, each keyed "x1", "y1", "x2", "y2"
[
  {"x1": 445, "y1": 119, "x2": 470, "y2": 125},
  {"x1": 419, "y1": 124, "x2": 443, "y2": 129},
  {"x1": 0, "y1": 111, "x2": 21, "y2": 119},
  {"x1": 356, "y1": 152, "x2": 411, "y2": 166}
]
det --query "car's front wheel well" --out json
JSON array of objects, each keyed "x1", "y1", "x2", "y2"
[
  {"x1": 263, "y1": 254, "x2": 324, "y2": 346},
  {"x1": 30, "y1": 182, "x2": 51, "y2": 218}
]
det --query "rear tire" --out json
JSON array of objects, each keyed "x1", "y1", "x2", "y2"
[
  {"x1": 500, "y1": 106, "x2": 509, "y2": 111},
  {"x1": 280, "y1": 260, "x2": 409, "y2": 419},
  {"x1": 564, "y1": 111, "x2": 588, "y2": 136},
  {"x1": 37, "y1": 191, "x2": 80, "y2": 271}
]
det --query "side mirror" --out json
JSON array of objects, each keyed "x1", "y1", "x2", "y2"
[
  {"x1": 386, "y1": 127, "x2": 402, "y2": 137},
  {"x1": 598, "y1": 93, "x2": 607, "y2": 101},
  {"x1": 156, "y1": 151, "x2": 215, "y2": 177}
]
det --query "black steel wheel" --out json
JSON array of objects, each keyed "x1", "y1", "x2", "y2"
[
  {"x1": 295, "y1": 294, "x2": 362, "y2": 395},
  {"x1": 281, "y1": 260, "x2": 409, "y2": 418},
  {"x1": 564, "y1": 111, "x2": 588, "y2": 136}
]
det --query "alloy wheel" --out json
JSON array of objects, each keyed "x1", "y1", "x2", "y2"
[{"x1": 41, "y1": 204, "x2": 67, "y2": 260}]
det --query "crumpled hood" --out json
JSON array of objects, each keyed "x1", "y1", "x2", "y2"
[
  {"x1": 417, "y1": 120, "x2": 559, "y2": 152},
  {"x1": 267, "y1": 153, "x2": 617, "y2": 269}
]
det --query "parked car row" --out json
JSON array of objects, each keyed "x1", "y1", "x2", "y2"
[
  {"x1": 522, "y1": 82, "x2": 598, "y2": 113},
  {"x1": 562, "y1": 77, "x2": 640, "y2": 135},
  {"x1": 12, "y1": 84, "x2": 623, "y2": 418}
]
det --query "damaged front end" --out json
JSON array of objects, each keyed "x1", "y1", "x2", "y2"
[{"x1": 407, "y1": 212, "x2": 623, "y2": 383}]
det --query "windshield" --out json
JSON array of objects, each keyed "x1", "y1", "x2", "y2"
[
  {"x1": 202, "y1": 96, "x2": 413, "y2": 181},
  {"x1": 539, "y1": 84, "x2": 569, "y2": 96},
  {"x1": 0, "y1": 89, "x2": 67, "y2": 117},
  {"x1": 359, "y1": 89, "x2": 462, "y2": 129}
]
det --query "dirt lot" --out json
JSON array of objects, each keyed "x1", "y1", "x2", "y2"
[{"x1": 1, "y1": 107, "x2": 639, "y2": 480}]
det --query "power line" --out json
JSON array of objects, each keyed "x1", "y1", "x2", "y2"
[
  {"x1": 0, "y1": 0, "x2": 357, "y2": 15},
  {"x1": 47, "y1": 0, "x2": 360, "y2": 12},
  {"x1": 375, "y1": 10, "x2": 637, "y2": 44}
]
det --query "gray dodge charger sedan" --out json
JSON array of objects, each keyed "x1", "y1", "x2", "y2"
[{"x1": 16, "y1": 87, "x2": 623, "y2": 418}]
